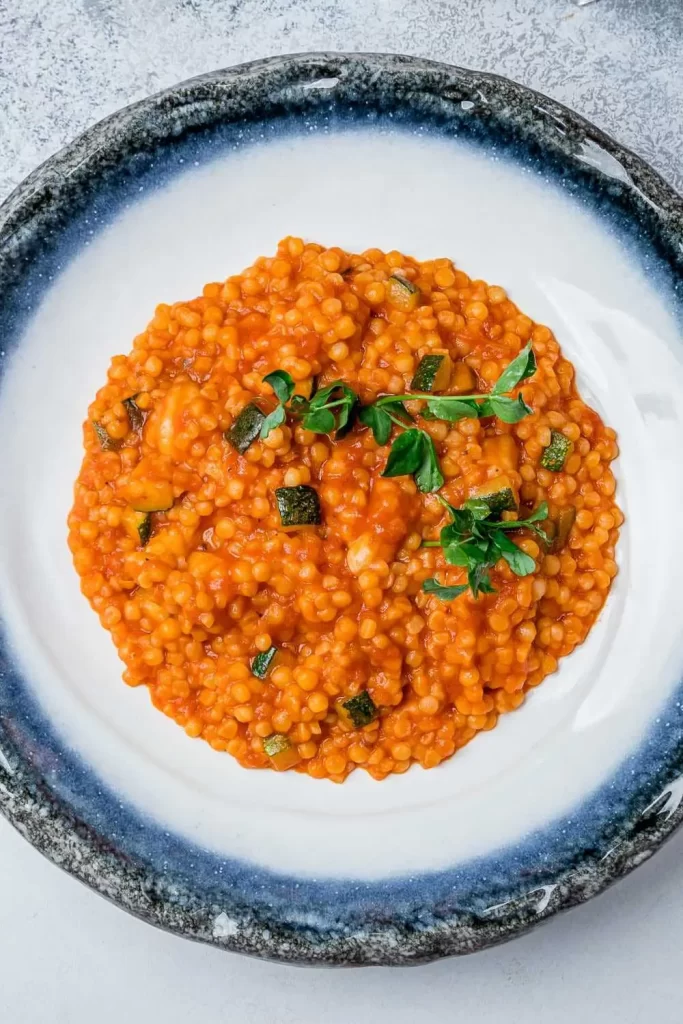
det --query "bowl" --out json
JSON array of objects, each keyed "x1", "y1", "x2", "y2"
[{"x1": 1, "y1": 52, "x2": 682, "y2": 965}]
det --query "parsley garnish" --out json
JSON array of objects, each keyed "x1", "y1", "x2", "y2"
[
  {"x1": 422, "y1": 496, "x2": 549, "y2": 600},
  {"x1": 359, "y1": 400, "x2": 444, "y2": 493},
  {"x1": 373, "y1": 342, "x2": 536, "y2": 424},
  {"x1": 300, "y1": 380, "x2": 358, "y2": 438},
  {"x1": 422, "y1": 579, "x2": 470, "y2": 601},
  {"x1": 359, "y1": 344, "x2": 536, "y2": 492},
  {"x1": 261, "y1": 371, "x2": 357, "y2": 440},
  {"x1": 261, "y1": 370, "x2": 296, "y2": 438},
  {"x1": 260, "y1": 344, "x2": 536, "y2": 495}
]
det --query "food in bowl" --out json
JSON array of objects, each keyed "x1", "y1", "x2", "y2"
[{"x1": 68, "y1": 238, "x2": 621, "y2": 781}]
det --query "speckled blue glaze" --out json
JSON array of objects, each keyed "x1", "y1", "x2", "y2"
[{"x1": 1, "y1": 54, "x2": 683, "y2": 965}]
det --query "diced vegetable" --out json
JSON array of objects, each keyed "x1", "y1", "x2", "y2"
[
  {"x1": 337, "y1": 691, "x2": 378, "y2": 728},
  {"x1": 552, "y1": 506, "x2": 577, "y2": 552},
  {"x1": 386, "y1": 274, "x2": 421, "y2": 312},
  {"x1": 123, "y1": 396, "x2": 145, "y2": 433},
  {"x1": 225, "y1": 403, "x2": 266, "y2": 454},
  {"x1": 452, "y1": 361, "x2": 476, "y2": 394},
  {"x1": 346, "y1": 532, "x2": 379, "y2": 575},
  {"x1": 124, "y1": 478, "x2": 174, "y2": 513},
  {"x1": 473, "y1": 475, "x2": 518, "y2": 514},
  {"x1": 411, "y1": 353, "x2": 452, "y2": 393},
  {"x1": 92, "y1": 421, "x2": 120, "y2": 451},
  {"x1": 275, "y1": 485, "x2": 321, "y2": 527},
  {"x1": 252, "y1": 646, "x2": 279, "y2": 679},
  {"x1": 540, "y1": 430, "x2": 573, "y2": 472},
  {"x1": 263, "y1": 733, "x2": 301, "y2": 771},
  {"x1": 122, "y1": 506, "x2": 152, "y2": 546},
  {"x1": 482, "y1": 435, "x2": 519, "y2": 472},
  {"x1": 152, "y1": 381, "x2": 201, "y2": 457}
]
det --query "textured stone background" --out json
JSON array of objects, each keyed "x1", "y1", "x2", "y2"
[{"x1": 0, "y1": 0, "x2": 681, "y2": 203}]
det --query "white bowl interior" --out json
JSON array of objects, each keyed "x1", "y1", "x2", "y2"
[{"x1": 1, "y1": 126, "x2": 682, "y2": 879}]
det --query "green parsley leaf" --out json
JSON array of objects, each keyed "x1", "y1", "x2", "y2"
[
  {"x1": 523, "y1": 501, "x2": 549, "y2": 524},
  {"x1": 309, "y1": 380, "x2": 353, "y2": 409},
  {"x1": 415, "y1": 432, "x2": 444, "y2": 493},
  {"x1": 288, "y1": 394, "x2": 311, "y2": 417},
  {"x1": 491, "y1": 342, "x2": 537, "y2": 396},
  {"x1": 492, "y1": 530, "x2": 537, "y2": 575},
  {"x1": 469, "y1": 564, "x2": 496, "y2": 597},
  {"x1": 422, "y1": 579, "x2": 469, "y2": 601},
  {"x1": 479, "y1": 394, "x2": 534, "y2": 423},
  {"x1": 360, "y1": 400, "x2": 414, "y2": 445},
  {"x1": 436, "y1": 496, "x2": 472, "y2": 537},
  {"x1": 263, "y1": 369, "x2": 296, "y2": 405},
  {"x1": 424, "y1": 397, "x2": 482, "y2": 422},
  {"x1": 302, "y1": 407, "x2": 336, "y2": 433},
  {"x1": 302, "y1": 380, "x2": 358, "y2": 438},
  {"x1": 358, "y1": 404, "x2": 392, "y2": 445},
  {"x1": 492, "y1": 502, "x2": 549, "y2": 531},
  {"x1": 441, "y1": 520, "x2": 469, "y2": 547},
  {"x1": 462, "y1": 498, "x2": 494, "y2": 521},
  {"x1": 383, "y1": 400, "x2": 414, "y2": 424},
  {"x1": 259, "y1": 403, "x2": 286, "y2": 439},
  {"x1": 442, "y1": 542, "x2": 472, "y2": 567},
  {"x1": 259, "y1": 370, "x2": 299, "y2": 440},
  {"x1": 382, "y1": 428, "x2": 425, "y2": 478},
  {"x1": 446, "y1": 538, "x2": 491, "y2": 566},
  {"x1": 335, "y1": 398, "x2": 357, "y2": 439}
]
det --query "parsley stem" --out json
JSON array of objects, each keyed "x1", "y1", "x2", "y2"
[
  {"x1": 316, "y1": 398, "x2": 349, "y2": 409},
  {"x1": 385, "y1": 410, "x2": 413, "y2": 430},
  {"x1": 376, "y1": 392, "x2": 486, "y2": 406},
  {"x1": 421, "y1": 540, "x2": 441, "y2": 547},
  {"x1": 491, "y1": 519, "x2": 541, "y2": 531}
]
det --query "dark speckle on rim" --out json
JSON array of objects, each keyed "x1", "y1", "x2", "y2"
[{"x1": 0, "y1": 53, "x2": 683, "y2": 965}]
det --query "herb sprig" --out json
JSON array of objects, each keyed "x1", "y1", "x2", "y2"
[
  {"x1": 261, "y1": 370, "x2": 296, "y2": 437},
  {"x1": 359, "y1": 401, "x2": 444, "y2": 492},
  {"x1": 358, "y1": 343, "x2": 536, "y2": 492},
  {"x1": 260, "y1": 343, "x2": 537, "y2": 494},
  {"x1": 262, "y1": 371, "x2": 357, "y2": 440},
  {"x1": 299, "y1": 380, "x2": 357, "y2": 438},
  {"x1": 422, "y1": 496, "x2": 549, "y2": 600},
  {"x1": 373, "y1": 342, "x2": 536, "y2": 425}
]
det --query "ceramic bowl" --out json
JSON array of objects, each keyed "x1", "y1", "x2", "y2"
[{"x1": 1, "y1": 53, "x2": 682, "y2": 966}]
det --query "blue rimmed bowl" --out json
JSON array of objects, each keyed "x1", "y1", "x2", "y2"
[{"x1": 1, "y1": 52, "x2": 682, "y2": 966}]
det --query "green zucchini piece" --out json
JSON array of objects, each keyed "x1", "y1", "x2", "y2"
[
  {"x1": 411, "y1": 354, "x2": 452, "y2": 393},
  {"x1": 225, "y1": 403, "x2": 266, "y2": 454},
  {"x1": 122, "y1": 506, "x2": 152, "y2": 546},
  {"x1": 275, "y1": 485, "x2": 321, "y2": 527},
  {"x1": 480, "y1": 488, "x2": 517, "y2": 515},
  {"x1": 474, "y1": 475, "x2": 518, "y2": 515},
  {"x1": 263, "y1": 733, "x2": 301, "y2": 771},
  {"x1": 137, "y1": 513, "x2": 152, "y2": 546},
  {"x1": 252, "y1": 646, "x2": 279, "y2": 679},
  {"x1": 123, "y1": 395, "x2": 145, "y2": 432},
  {"x1": 92, "y1": 421, "x2": 120, "y2": 451},
  {"x1": 540, "y1": 430, "x2": 573, "y2": 472},
  {"x1": 338, "y1": 690, "x2": 378, "y2": 728},
  {"x1": 126, "y1": 478, "x2": 174, "y2": 513},
  {"x1": 552, "y1": 506, "x2": 577, "y2": 552},
  {"x1": 386, "y1": 274, "x2": 421, "y2": 312}
]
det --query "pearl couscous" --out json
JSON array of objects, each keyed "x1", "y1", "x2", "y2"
[{"x1": 68, "y1": 238, "x2": 621, "y2": 781}]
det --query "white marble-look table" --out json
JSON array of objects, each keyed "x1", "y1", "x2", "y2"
[{"x1": 0, "y1": 1, "x2": 681, "y2": 1021}]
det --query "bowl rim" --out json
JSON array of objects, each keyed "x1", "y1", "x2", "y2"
[{"x1": 1, "y1": 50, "x2": 682, "y2": 966}]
